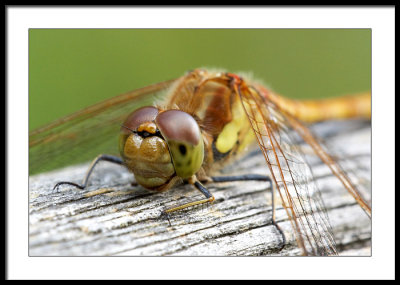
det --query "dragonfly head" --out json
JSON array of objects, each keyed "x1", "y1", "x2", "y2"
[{"x1": 119, "y1": 106, "x2": 204, "y2": 191}]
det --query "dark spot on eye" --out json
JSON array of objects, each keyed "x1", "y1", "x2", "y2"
[{"x1": 179, "y1": 144, "x2": 187, "y2": 156}]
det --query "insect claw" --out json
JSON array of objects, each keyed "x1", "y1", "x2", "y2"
[
  {"x1": 160, "y1": 210, "x2": 172, "y2": 226},
  {"x1": 52, "y1": 181, "x2": 85, "y2": 193},
  {"x1": 272, "y1": 220, "x2": 286, "y2": 252},
  {"x1": 52, "y1": 184, "x2": 60, "y2": 194}
]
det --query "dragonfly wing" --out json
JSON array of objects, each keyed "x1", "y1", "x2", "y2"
[
  {"x1": 29, "y1": 79, "x2": 177, "y2": 175},
  {"x1": 308, "y1": 119, "x2": 372, "y2": 205},
  {"x1": 238, "y1": 85, "x2": 338, "y2": 256}
]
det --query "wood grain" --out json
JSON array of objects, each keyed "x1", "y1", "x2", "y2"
[{"x1": 29, "y1": 119, "x2": 371, "y2": 256}]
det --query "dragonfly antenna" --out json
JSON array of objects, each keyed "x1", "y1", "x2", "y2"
[{"x1": 120, "y1": 124, "x2": 135, "y2": 133}]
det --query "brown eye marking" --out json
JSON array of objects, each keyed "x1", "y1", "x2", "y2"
[
  {"x1": 121, "y1": 106, "x2": 159, "y2": 134},
  {"x1": 179, "y1": 144, "x2": 187, "y2": 156},
  {"x1": 155, "y1": 110, "x2": 201, "y2": 146}
]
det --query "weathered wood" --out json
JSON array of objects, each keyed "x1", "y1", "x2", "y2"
[{"x1": 29, "y1": 119, "x2": 371, "y2": 256}]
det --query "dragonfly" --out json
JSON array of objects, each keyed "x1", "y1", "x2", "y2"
[{"x1": 29, "y1": 68, "x2": 372, "y2": 256}]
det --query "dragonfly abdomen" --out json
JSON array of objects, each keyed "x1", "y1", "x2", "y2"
[{"x1": 258, "y1": 88, "x2": 371, "y2": 123}]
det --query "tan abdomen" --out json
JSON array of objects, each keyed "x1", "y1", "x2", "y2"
[{"x1": 260, "y1": 88, "x2": 371, "y2": 123}]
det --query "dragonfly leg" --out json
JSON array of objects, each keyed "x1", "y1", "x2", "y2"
[
  {"x1": 53, "y1": 154, "x2": 124, "y2": 191},
  {"x1": 211, "y1": 174, "x2": 286, "y2": 252},
  {"x1": 162, "y1": 178, "x2": 215, "y2": 225}
]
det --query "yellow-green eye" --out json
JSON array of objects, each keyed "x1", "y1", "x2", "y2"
[{"x1": 156, "y1": 110, "x2": 204, "y2": 179}]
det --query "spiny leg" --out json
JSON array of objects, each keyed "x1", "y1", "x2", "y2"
[
  {"x1": 211, "y1": 174, "x2": 286, "y2": 251},
  {"x1": 53, "y1": 154, "x2": 124, "y2": 191}
]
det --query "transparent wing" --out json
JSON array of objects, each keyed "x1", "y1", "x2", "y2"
[
  {"x1": 238, "y1": 85, "x2": 338, "y2": 255},
  {"x1": 306, "y1": 119, "x2": 372, "y2": 204},
  {"x1": 29, "y1": 79, "x2": 177, "y2": 175}
]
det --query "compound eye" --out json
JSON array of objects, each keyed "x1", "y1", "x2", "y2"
[
  {"x1": 156, "y1": 110, "x2": 204, "y2": 179},
  {"x1": 121, "y1": 106, "x2": 159, "y2": 134}
]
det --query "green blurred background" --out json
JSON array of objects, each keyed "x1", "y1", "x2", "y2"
[{"x1": 29, "y1": 29, "x2": 371, "y2": 131}]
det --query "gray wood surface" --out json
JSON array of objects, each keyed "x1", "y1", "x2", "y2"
[{"x1": 29, "y1": 119, "x2": 371, "y2": 256}]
